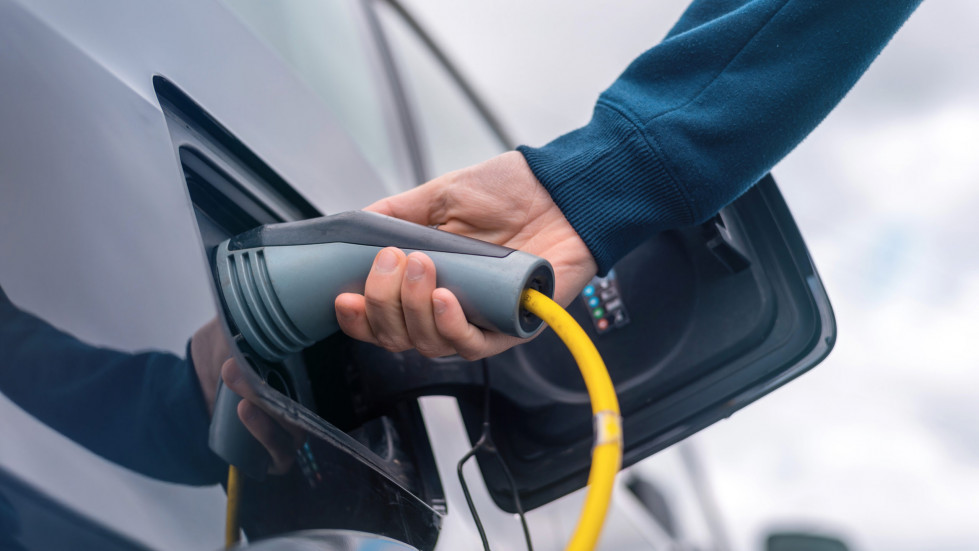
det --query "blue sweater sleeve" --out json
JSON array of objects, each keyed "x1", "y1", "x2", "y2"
[
  {"x1": 0, "y1": 288, "x2": 226, "y2": 486},
  {"x1": 518, "y1": 0, "x2": 921, "y2": 274}
]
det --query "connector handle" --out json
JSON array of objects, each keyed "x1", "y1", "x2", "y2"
[{"x1": 215, "y1": 212, "x2": 553, "y2": 362}]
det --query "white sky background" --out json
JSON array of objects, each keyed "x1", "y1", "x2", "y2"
[{"x1": 400, "y1": 2, "x2": 979, "y2": 550}]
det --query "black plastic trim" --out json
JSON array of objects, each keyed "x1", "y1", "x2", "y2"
[{"x1": 154, "y1": 77, "x2": 319, "y2": 221}]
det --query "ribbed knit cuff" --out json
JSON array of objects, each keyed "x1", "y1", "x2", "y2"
[{"x1": 518, "y1": 104, "x2": 693, "y2": 275}]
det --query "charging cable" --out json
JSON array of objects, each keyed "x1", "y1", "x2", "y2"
[
  {"x1": 225, "y1": 465, "x2": 241, "y2": 548},
  {"x1": 521, "y1": 288, "x2": 622, "y2": 551}
]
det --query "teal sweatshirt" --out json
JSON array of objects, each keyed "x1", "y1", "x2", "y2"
[{"x1": 518, "y1": 0, "x2": 921, "y2": 274}]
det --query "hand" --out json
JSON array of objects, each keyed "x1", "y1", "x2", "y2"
[
  {"x1": 220, "y1": 358, "x2": 304, "y2": 475},
  {"x1": 335, "y1": 151, "x2": 597, "y2": 360},
  {"x1": 189, "y1": 317, "x2": 229, "y2": 416},
  {"x1": 190, "y1": 319, "x2": 302, "y2": 475}
]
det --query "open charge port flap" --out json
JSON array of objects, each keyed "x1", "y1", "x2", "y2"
[{"x1": 458, "y1": 176, "x2": 833, "y2": 513}]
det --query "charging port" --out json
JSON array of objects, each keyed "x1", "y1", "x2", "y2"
[{"x1": 157, "y1": 77, "x2": 444, "y2": 544}]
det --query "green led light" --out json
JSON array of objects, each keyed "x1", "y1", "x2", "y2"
[{"x1": 592, "y1": 308, "x2": 605, "y2": 319}]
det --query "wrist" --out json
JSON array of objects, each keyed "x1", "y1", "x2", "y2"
[{"x1": 518, "y1": 105, "x2": 693, "y2": 274}]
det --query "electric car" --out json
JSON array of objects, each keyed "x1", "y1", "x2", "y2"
[{"x1": 0, "y1": 1, "x2": 835, "y2": 549}]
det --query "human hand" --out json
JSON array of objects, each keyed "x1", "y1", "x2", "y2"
[
  {"x1": 190, "y1": 319, "x2": 302, "y2": 475},
  {"x1": 190, "y1": 317, "x2": 230, "y2": 416},
  {"x1": 219, "y1": 358, "x2": 304, "y2": 475},
  {"x1": 334, "y1": 151, "x2": 597, "y2": 360}
]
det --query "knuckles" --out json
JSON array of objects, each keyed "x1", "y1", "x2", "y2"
[
  {"x1": 364, "y1": 294, "x2": 400, "y2": 311},
  {"x1": 376, "y1": 334, "x2": 411, "y2": 353},
  {"x1": 415, "y1": 343, "x2": 452, "y2": 358}
]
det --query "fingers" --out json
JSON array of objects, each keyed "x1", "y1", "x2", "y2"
[
  {"x1": 334, "y1": 293, "x2": 372, "y2": 343},
  {"x1": 401, "y1": 253, "x2": 454, "y2": 358},
  {"x1": 363, "y1": 248, "x2": 413, "y2": 352},
  {"x1": 189, "y1": 317, "x2": 231, "y2": 415},
  {"x1": 336, "y1": 248, "x2": 509, "y2": 360},
  {"x1": 428, "y1": 287, "x2": 487, "y2": 359},
  {"x1": 221, "y1": 358, "x2": 260, "y2": 403},
  {"x1": 336, "y1": 248, "x2": 452, "y2": 356},
  {"x1": 334, "y1": 247, "x2": 418, "y2": 352},
  {"x1": 431, "y1": 288, "x2": 520, "y2": 360},
  {"x1": 221, "y1": 359, "x2": 304, "y2": 475},
  {"x1": 237, "y1": 400, "x2": 300, "y2": 475}
]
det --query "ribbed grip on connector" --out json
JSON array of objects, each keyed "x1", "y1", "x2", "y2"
[{"x1": 218, "y1": 243, "x2": 315, "y2": 362}]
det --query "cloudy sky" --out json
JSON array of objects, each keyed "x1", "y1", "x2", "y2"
[{"x1": 401, "y1": 2, "x2": 979, "y2": 550}]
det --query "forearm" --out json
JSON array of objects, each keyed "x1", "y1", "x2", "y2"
[{"x1": 519, "y1": 0, "x2": 921, "y2": 273}]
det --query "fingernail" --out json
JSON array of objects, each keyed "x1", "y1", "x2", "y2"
[
  {"x1": 375, "y1": 248, "x2": 399, "y2": 273},
  {"x1": 405, "y1": 257, "x2": 425, "y2": 281},
  {"x1": 433, "y1": 298, "x2": 447, "y2": 315},
  {"x1": 241, "y1": 403, "x2": 257, "y2": 421}
]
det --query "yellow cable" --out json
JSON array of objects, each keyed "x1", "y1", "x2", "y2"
[
  {"x1": 225, "y1": 465, "x2": 241, "y2": 549},
  {"x1": 521, "y1": 289, "x2": 622, "y2": 551}
]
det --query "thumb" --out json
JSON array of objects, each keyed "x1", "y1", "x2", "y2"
[{"x1": 364, "y1": 178, "x2": 448, "y2": 226}]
